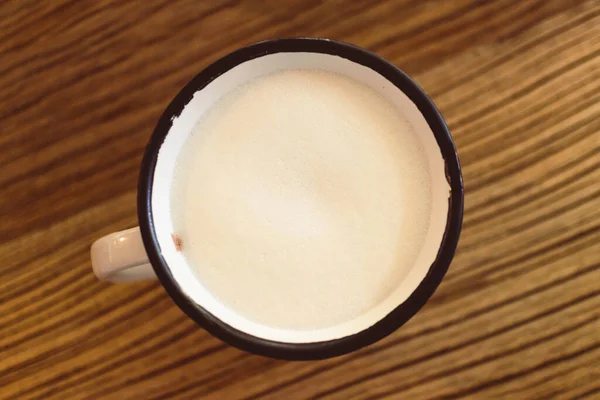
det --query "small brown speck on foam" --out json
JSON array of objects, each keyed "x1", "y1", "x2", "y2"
[{"x1": 171, "y1": 233, "x2": 183, "y2": 252}]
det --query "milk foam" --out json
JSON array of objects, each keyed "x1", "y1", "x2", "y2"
[{"x1": 171, "y1": 69, "x2": 432, "y2": 331}]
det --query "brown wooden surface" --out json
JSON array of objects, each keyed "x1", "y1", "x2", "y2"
[{"x1": 1, "y1": 1, "x2": 599, "y2": 399}]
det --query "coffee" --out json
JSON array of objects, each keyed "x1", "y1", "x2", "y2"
[{"x1": 171, "y1": 69, "x2": 432, "y2": 331}]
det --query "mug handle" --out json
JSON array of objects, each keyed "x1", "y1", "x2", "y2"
[{"x1": 91, "y1": 227, "x2": 156, "y2": 282}]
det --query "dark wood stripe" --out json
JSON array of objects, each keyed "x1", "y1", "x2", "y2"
[
  {"x1": 466, "y1": 155, "x2": 599, "y2": 228},
  {"x1": 0, "y1": 1, "x2": 77, "y2": 43},
  {"x1": 455, "y1": 75, "x2": 599, "y2": 170},
  {"x1": 0, "y1": 148, "x2": 141, "y2": 243},
  {"x1": 445, "y1": 60, "x2": 598, "y2": 148},
  {"x1": 0, "y1": 285, "x2": 160, "y2": 373},
  {"x1": 574, "y1": 386, "x2": 600, "y2": 400},
  {"x1": 437, "y1": 342, "x2": 600, "y2": 400},
  {"x1": 447, "y1": 210, "x2": 600, "y2": 277},
  {"x1": 0, "y1": 193, "x2": 134, "y2": 280},
  {"x1": 0, "y1": 226, "x2": 117, "y2": 287},
  {"x1": 12, "y1": 316, "x2": 197, "y2": 399},
  {"x1": 459, "y1": 186, "x2": 599, "y2": 257},
  {"x1": 428, "y1": 7, "x2": 600, "y2": 98},
  {"x1": 496, "y1": 188, "x2": 600, "y2": 235},
  {"x1": 276, "y1": 0, "x2": 383, "y2": 39},
  {"x1": 467, "y1": 163, "x2": 599, "y2": 234},
  {"x1": 0, "y1": 110, "x2": 145, "y2": 190},
  {"x1": 0, "y1": 50, "x2": 133, "y2": 130},
  {"x1": 147, "y1": 354, "x2": 271, "y2": 400},
  {"x1": 0, "y1": 1, "x2": 173, "y2": 80},
  {"x1": 502, "y1": 351, "x2": 600, "y2": 398},
  {"x1": 0, "y1": 209, "x2": 128, "y2": 281},
  {"x1": 466, "y1": 152, "x2": 600, "y2": 226},
  {"x1": 467, "y1": 112, "x2": 600, "y2": 193},
  {"x1": 501, "y1": 367, "x2": 577, "y2": 397},
  {"x1": 151, "y1": 353, "x2": 261, "y2": 399},
  {"x1": 0, "y1": 1, "x2": 122, "y2": 60},
  {"x1": 387, "y1": 1, "x2": 581, "y2": 71},
  {"x1": 327, "y1": 1, "x2": 418, "y2": 40},
  {"x1": 371, "y1": 0, "x2": 505, "y2": 53},
  {"x1": 18, "y1": 314, "x2": 200, "y2": 397},
  {"x1": 153, "y1": 353, "x2": 256, "y2": 400},
  {"x1": 461, "y1": 189, "x2": 600, "y2": 255},
  {"x1": 451, "y1": 44, "x2": 600, "y2": 137},
  {"x1": 0, "y1": 270, "x2": 95, "y2": 332},
  {"x1": 0, "y1": 133, "x2": 143, "y2": 206},
  {"x1": 85, "y1": 342, "x2": 230, "y2": 398},
  {"x1": 0, "y1": 291, "x2": 172, "y2": 392},
  {"x1": 1, "y1": 219, "x2": 137, "y2": 297},
  {"x1": 0, "y1": 256, "x2": 85, "y2": 301},
  {"x1": 458, "y1": 70, "x2": 600, "y2": 161},
  {"x1": 442, "y1": 14, "x2": 597, "y2": 119},
  {"x1": 0, "y1": 268, "x2": 109, "y2": 334},
  {"x1": 433, "y1": 225, "x2": 600, "y2": 302},
  {"x1": 463, "y1": 187, "x2": 600, "y2": 257},
  {"x1": 161, "y1": 357, "x2": 282, "y2": 400},
  {"x1": 334, "y1": 313, "x2": 600, "y2": 400}
]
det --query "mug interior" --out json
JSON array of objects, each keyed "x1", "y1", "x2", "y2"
[{"x1": 150, "y1": 51, "x2": 450, "y2": 344}]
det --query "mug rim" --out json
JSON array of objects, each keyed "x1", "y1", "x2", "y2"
[{"x1": 138, "y1": 37, "x2": 464, "y2": 360}]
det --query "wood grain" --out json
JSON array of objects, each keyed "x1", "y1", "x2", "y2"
[{"x1": 1, "y1": 0, "x2": 599, "y2": 399}]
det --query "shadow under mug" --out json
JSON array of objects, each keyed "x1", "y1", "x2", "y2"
[{"x1": 91, "y1": 38, "x2": 464, "y2": 360}]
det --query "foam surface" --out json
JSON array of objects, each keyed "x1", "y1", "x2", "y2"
[{"x1": 171, "y1": 69, "x2": 432, "y2": 331}]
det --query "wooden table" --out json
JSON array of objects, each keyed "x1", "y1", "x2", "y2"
[{"x1": 2, "y1": 1, "x2": 599, "y2": 399}]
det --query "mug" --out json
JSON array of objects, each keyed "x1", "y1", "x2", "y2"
[{"x1": 91, "y1": 38, "x2": 463, "y2": 360}]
